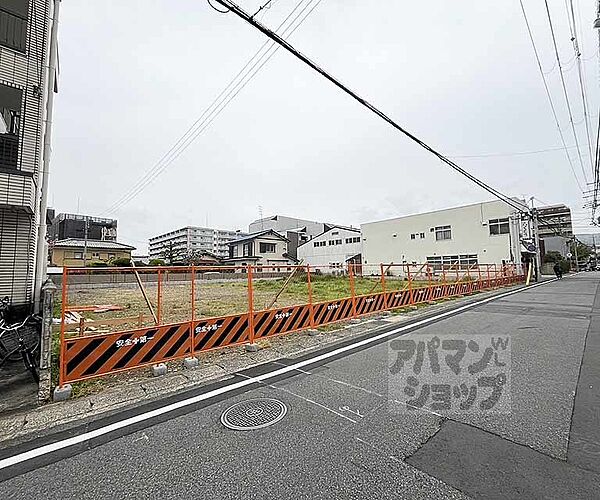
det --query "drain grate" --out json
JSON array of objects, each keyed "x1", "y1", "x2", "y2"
[{"x1": 221, "y1": 398, "x2": 288, "y2": 431}]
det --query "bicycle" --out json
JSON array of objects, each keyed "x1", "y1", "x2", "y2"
[{"x1": 0, "y1": 312, "x2": 42, "y2": 384}]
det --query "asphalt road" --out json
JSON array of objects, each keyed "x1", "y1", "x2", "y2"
[{"x1": 1, "y1": 274, "x2": 600, "y2": 499}]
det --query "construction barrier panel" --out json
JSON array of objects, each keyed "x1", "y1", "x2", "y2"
[{"x1": 57, "y1": 262, "x2": 525, "y2": 385}]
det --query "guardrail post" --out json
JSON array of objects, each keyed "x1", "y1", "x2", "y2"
[
  {"x1": 190, "y1": 266, "x2": 196, "y2": 355},
  {"x1": 307, "y1": 265, "x2": 315, "y2": 328},
  {"x1": 348, "y1": 263, "x2": 357, "y2": 318},
  {"x1": 380, "y1": 263, "x2": 388, "y2": 309},
  {"x1": 157, "y1": 268, "x2": 162, "y2": 325},
  {"x1": 247, "y1": 265, "x2": 256, "y2": 349},
  {"x1": 441, "y1": 265, "x2": 447, "y2": 298}
]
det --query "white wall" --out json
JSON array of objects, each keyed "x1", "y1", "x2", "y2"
[
  {"x1": 297, "y1": 227, "x2": 361, "y2": 271},
  {"x1": 361, "y1": 200, "x2": 522, "y2": 268}
]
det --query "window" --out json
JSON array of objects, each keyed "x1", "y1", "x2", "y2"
[
  {"x1": 410, "y1": 234, "x2": 416, "y2": 240},
  {"x1": 314, "y1": 241, "x2": 326, "y2": 247},
  {"x1": 335, "y1": 239, "x2": 342, "y2": 245},
  {"x1": 354, "y1": 237, "x2": 360, "y2": 243},
  {"x1": 345, "y1": 238, "x2": 351, "y2": 244},
  {"x1": 331, "y1": 231, "x2": 339, "y2": 236},
  {"x1": 74, "y1": 252, "x2": 83, "y2": 259},
  {"x1": 329, "y1": 240, "x2": 335, "y2": 246},
  {"x1": 315, "y1": 242, "x2": 320, "y2": 247},
  {"x1": 420, "y1": 232, "x2": 425, "y2": 239},
  {"x1": 108, "y1": 253, "x2": 115, "y2": 259},
  {"x1": 92, "y1": 252, "x2": 100, "y2": 259},
  {"x1": 259, "y1": 242, "x2": 276, "y2": 253},
  {"x1": 489, "y1": 218, "x2": 509, "y2": 235},
  {"x1": 435, "y1": 225, "x2": 452, "y2": 241},
  {"x1": 0, "y1": 84, "x2": 22, "y2": 171},
  {"x1": 243, "y1": 242, "x2": 253, "y2": 256},
  {"x1": 0, "y1": 1, "x2": 28, "y2": 53}
]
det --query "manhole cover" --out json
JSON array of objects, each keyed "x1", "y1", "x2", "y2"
[{"x1": 221, "y1": 398, "x2": 288, "y2": 430}]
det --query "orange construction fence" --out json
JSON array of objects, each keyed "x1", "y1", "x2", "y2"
[{"x1": 57, "y1": 262, "x2": 525, "y2": 386}]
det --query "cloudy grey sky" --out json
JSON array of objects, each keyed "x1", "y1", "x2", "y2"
[{"x1": 49, "y1": 0, "x2": 599, "y2": 252}]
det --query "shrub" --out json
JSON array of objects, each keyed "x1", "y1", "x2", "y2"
[
  {"x1": 110, "y1": 257, "x2": 132, "y2": 267},
  {"x1": 149, "y1": 258, "x2": 165, "y2": 266}
]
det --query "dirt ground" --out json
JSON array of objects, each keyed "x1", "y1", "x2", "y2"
[{"x1": 60, "y1": 275, "x2": 423, "y2": 334}]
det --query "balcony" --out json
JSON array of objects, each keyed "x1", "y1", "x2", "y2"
[{"x1": 0, "y1": 7, "x2": 27, "y2": 53}]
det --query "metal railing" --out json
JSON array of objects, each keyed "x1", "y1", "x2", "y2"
[{"x1": 56, "y1": 262, "x2": 525, "y2": 386}]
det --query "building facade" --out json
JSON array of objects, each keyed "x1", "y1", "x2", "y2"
[
  {"x1": 49, "y1": 212, "x2": 118, "y2": 242},
  {"x1": 149, "y1": 226, "x2": 246, "y2": 260},
  {"x1": 225, "y1": 230, "x2": 294, "y2": 271},
  {"x1": 0, "y1": 0, "x2": 52, "y2": 307},
  {"x1": 248, "y1": 215, "x2": 333, "y2": 259},
  {"x1": 361, "y1": 200, "x2": 525, "y2": 271},
  {"x1": 297, "y1": 225, "x2": 361, "y2": 272},
  {"x1": 50, "y1": 239, "x2": 135, "y2": 267},
  {"x1": 537, "y1": 204, "x2": 572, "y2": 239}
]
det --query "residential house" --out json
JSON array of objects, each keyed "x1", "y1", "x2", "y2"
[
  {"x1": 225, "y1": 230, "x2": 295, "y2": 271},
  {"x1": 50, "y1": 239, "x2": 135, "y2": 267}
]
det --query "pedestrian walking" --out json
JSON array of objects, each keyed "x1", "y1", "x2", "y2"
[{"x1": 553, "y1": 261, "x2": 563, "y2": 279}]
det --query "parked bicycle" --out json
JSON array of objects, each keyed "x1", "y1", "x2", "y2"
[{"x1": 0, "y1": 297, "x2": 41, "y2": 383}]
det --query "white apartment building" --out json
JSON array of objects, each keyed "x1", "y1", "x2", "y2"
[
  {"x1": 297, "y1": 225, "x2": 361, "y2": 272},
  {"x1": 149, "y1": 226, "x2": 247, "y2": 260},
  {"x1": 0, "y1": 0, "x2": 53, "y2": 309},
  {"x1": 361, "y1": 200, "x2": 527, "y2": 271}
]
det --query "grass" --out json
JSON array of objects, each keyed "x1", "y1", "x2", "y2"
[{"x1": 56, "y1": 275, "x2": 444, "y2": 335}]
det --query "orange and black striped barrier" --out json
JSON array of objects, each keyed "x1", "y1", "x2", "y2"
[{"x1": 57, "y1": 263, "x2": 526, "y2": 386}]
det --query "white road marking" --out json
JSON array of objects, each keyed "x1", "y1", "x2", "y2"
[{"x1": 0, "y1": 279, "x2": 555, "y2": 471}]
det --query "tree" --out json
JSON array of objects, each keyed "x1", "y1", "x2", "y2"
[
  {"x1": 543, "y1": 251, "x2": 562, "y2": 263},
  {"x1": 149, "y1": 258, "x2": 165, "y2": 266},
  {"x1": 161, "y1": 241, "x2": 185, "y2": 265}
]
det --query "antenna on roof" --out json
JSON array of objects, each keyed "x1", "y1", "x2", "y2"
[{"x1": 259, "y1": 205, "x2": 264, "y2": 230}]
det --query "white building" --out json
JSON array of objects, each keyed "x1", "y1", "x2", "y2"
[
  {"x1": 149, "y1": 226, "x2": 247, "y2": 260},
  {"x1": 361, "y1": 200, "x2": 526, "y2": 270},
  {"x1": 297, "y1": 225, "x2": 361, "y2": 272},
  {"x1": 0, "y1": 0, "x2": 53, "y2": 310}
]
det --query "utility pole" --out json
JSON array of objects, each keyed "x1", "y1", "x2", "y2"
[
  {"x1": 34, "y1": 0, "x2": 61, "y2": 312},
  {"x1": 529, "y1": 197, "x2": 541, "y2": 282}
]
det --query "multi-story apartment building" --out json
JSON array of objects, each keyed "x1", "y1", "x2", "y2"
[
  {"x1": 0, "y1": 0, "x2": 53, "y2": 309},
  {"x1": 149, "y1": 226, "x2": 247, "y2": 260}
]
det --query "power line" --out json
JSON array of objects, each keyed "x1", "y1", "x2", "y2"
[
  {"x1": 566, "y1": 0, "x2": 594, "y2": 171},
  {"x1": 449, "y1": 143, "x2": 591, "y2": 159},
  {"x1": 214, "y1": 0, "x2": 530, "y2": 216},
  {"x1": 543, "y1": 0, "x2": 589, "y2": 184},
  {"x1": 102, "y1": 0, "x2": 323, "y2": 215},
  {"x1": 518, "y1": 0, "x2": 584, "y2": 193}
]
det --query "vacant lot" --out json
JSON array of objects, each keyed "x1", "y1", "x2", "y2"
[{"x1": 61, "y1": 274, "x2": 429, "y2": 333}]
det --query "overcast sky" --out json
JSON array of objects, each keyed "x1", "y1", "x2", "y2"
[{"x1": 49, "y1": 0, "x2": 600, "y2": 252}]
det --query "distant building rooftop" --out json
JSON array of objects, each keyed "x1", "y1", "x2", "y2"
[{"x1": 52, "y1": 238, "x2": 135, "y2": 250}]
